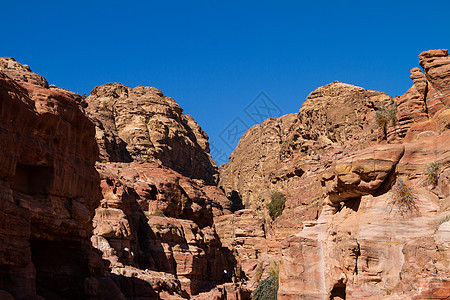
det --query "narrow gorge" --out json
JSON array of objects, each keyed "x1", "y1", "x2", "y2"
[{"x1": 0, "y1": 49, "x2": 448, "y2": 299}]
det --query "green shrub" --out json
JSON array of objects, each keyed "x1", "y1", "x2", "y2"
[
  {"x1": 425, "y1": 162, "x2": 441, "y2": 185},
  {"x1": 252, "y1": 275, "x2": 278, "y2": 300},
  {"x1": 267, "y1": 192, "x2": 286, "y2": 220},
  {"x1": 390, "y1": 178, "x2": 416, "y2": 215}
]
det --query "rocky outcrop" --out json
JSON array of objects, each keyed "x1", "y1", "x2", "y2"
[
  {"x1": 91, "y1": 162, "x2": 235, "y2": 296},
  {"x1": 279, "y1": 129, "x2": 450, "y2": 299},
  {"x1": 214, "y1": 210, "x2": 267, "y2": 283},
  {"x1": 220, "y1": 82, "x2": 392, "y2": 216},
  {"x1": 392, "y1": 49, "x2": 450, "y2": 139},
  {"x1": 282, "y1": 81, "x2": 392, "y2": 156},
  {"x1": 220, "y1": 50, "x2": 450, "y2": 299},
  {"x1": 419, "y1": 49, "x2": 450, "y2": 116},
  {"x1": 218, "y1": 82, "x2": 393, "y2": 274},
  {"x1": 0, "y1": 69, "x2": 125, "y2": 299},
  {"x1": 393, "y1": 68, "x2": 429, "y2": 139},
  {"x1": 84, "y1": 83, "x2": 219, "y2": 184},
  {"x1": 0, "y1": 57, "x2": 49, "y2": 88}
]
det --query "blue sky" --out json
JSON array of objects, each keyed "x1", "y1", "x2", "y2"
[{"x1": 3, "y1": 1, "x2": 449, "y2": 164}]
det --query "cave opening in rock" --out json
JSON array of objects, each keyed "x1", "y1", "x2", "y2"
[
  {"x1": 148, "y1": 184, "x2": 158, "y2": 200},
  {"x1": 330, "y1": 282, "x2": 346, "y2": 300},
  {"x1": 229, "y1": 190, "x2": 244, "y2": 212},
  {"x1": 30, "y1": 239, "x2": 89, "y2": 299},
  {"x1": 342, "y1": 196, "x2": 361, "y2": 212},
  {"x1": 9, "y1": 163, "x2": 54, "y2": 194}
]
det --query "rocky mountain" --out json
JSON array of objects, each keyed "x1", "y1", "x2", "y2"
[
  {"x1": 84, "y1": 83, "x2": 219, "y2": 185},
  {"x1": 0, "y1": 58, "x2": 248, "y2": 299},
  {"x1": 219, "y1": 50, "x2": 450, "y2": 299},
  {"x1": 0, "y1": 49, "x2": 449, "y2": 300}
]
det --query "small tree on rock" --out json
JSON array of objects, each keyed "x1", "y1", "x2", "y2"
[{"x1": 267, "y1": 192, "x2": 286, "y2": 220}]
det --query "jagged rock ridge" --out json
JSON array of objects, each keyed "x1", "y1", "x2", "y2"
[
  {"x1": 84, "y1": 83, "x2": 219, "y2": 185},
  {"x1": 219, "y1": 50, "x2": 450, "y2": 299}
]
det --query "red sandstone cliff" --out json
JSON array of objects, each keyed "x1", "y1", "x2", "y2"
[
  {"x1": 219, "y1": 50, "x2": 450, "y2": 299},
  {"x1": 0, "y1": 59, "x2": 125, "y2": 299},
  {"x1": 1, "y1": 49, "x2": 449, "y2": 300}
]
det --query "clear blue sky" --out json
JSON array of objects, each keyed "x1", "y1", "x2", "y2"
[{"x1": 3, "y1": 1, "x2": 449, "y2": 165}]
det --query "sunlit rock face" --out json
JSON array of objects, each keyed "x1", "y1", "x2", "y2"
[
  {"x1": 84, "y1": 82, "x2": 219, "y2": 185},
  {"x1": 1, "y1": 47, "x2": 449, "y2": 300},
  {"x1": 219, "y1": 50, "x2": 450, "y2": 299},
  {"x1": 91, "y1": 161, "x2": 234, "y2": 295}
]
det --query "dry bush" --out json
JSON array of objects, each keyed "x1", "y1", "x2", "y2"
[
  {"x1": 425, "y1": 162, "x2": 441, "y2": 185},
  {"x1": 389, "y1": 178, "x2": 417, "y2": 215}
]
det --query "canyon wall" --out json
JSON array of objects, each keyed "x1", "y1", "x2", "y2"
[
  {"x1": 0, "y1": 49, "x2": 449, "y2": 300},
  {"x1": 219, "y1": 50, "x2": 450, "y2": 299},
  {"x1": 0, "y1": 58, "x2": 124, "y2": 299}
]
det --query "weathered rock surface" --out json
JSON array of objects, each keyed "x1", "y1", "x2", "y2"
[
  {"x1": 84, "y1": 83, "x2": 219, "y2": 184},
  {"x1": 2, "y1": 48, "x2": 450, "y2": 300},
  {"x1": 0, "y1": 57, "x2": 49, "y2": 88},
  {"x1": 0, "y1": 69, "x2": 124, "y2": 299},
  {"x1": 419, "y1": 49, "x2": 450, "y2": 116},
  {"x1": 392, "y1": 49, "x2": 450, "y2": 140},
  {"x1": 220, "y1": 82, "x2": 392, "y2": 216},
  {"x1": 214, "y1": 209, "x2": 267, "y2": 283},
  {"x1": 220, "y1": 50, "x2": 450, "y2": 299},
  {"x1": 218, "y1": 82, "x2": 393, "y2": 277},
  {"x1": 91, "y1": 162, "x2": 235, "y2": 296},
  {"x1": 279, "y1": 130, "x2": 450, "y2": 299}
]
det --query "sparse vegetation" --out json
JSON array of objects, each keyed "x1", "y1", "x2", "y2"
[
  {"x1": 425, "y1": 162, "x2": 441, "y2": 185},
  {"x1": 267, "y1": 192, "x2": 286, "y2": 220},
  {"x1": 252, "y1": 275, "x2": 278, "y2": 300},
  {"x1": 389, "y1": 178, "x2": 417, "y2": 215},
  {"x1": 252, "y1": 261, "x2": 280, "y2": 300},
  {"x1": 375, "y1": 102, "x2": 397, "y2": 140}
]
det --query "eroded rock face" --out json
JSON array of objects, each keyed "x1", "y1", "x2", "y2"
[
  {"x1": 0, "y1": 57, "x2": 49, "y2": 88},
  {"x1": 392, "y1": 49, "x2": 450, "y2": 140},
  {"x1": 279, "y1": 131, "x2": 450, "y2": 299},
  {"x1": 220, "y1": 50, "x2": 450, "y2": 299},
  {"x1": 282, "y1": 81, "x2": 393, "y2": 157},
  {"x1": 220, "y1": 82, "x2": 392, "y2": 216},
  {"x1": 0, "y1": 70, "x2": 124, "y2": 299},
  {"x1": 218, "y1": 82, "x2": 393, "y2": 276},
  {"x1": 91, "y1": 162, "x2": 235, "y2": 296},
  {"x1": 214, "y1": 209, "x2": 267, "y2": 283},
  {"x1": 85, "y1": 83, "x2": 219, "y2": 184},
  {"x1": 323, "y1": 144, "x2": 405, "y2": 203},
  {"x1": 419, "y1": 49, "x2": 450, "y2": 116}
]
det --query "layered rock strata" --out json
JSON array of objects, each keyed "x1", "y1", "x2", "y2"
[
  {"x1": 84, "y1": 83, "x2": 219, "y2": 185},
  {"x1": 0, "y1": 69, "x2": 123, "y2": 299},
  {"x1": 220, "y1": 49, "x2": 450, "y2": 299},
  {"x1": 91, "y1": 162, "x2": 236, "y2": 297}
]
